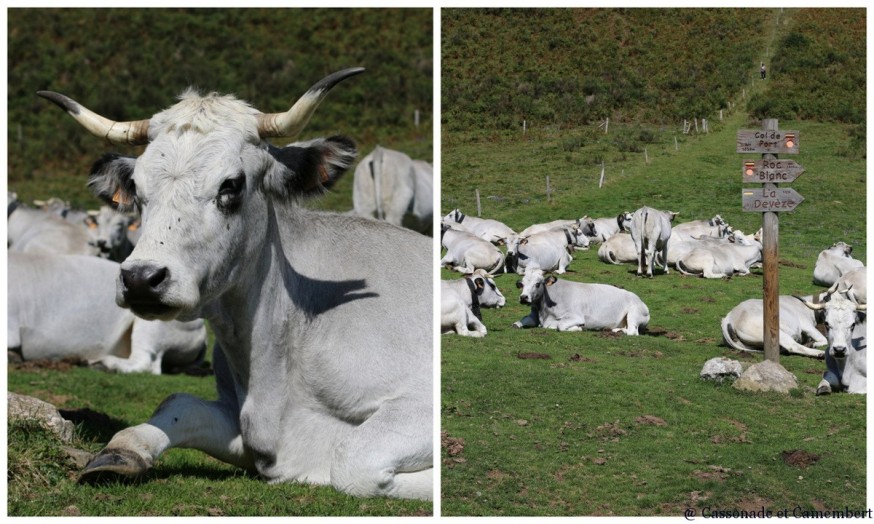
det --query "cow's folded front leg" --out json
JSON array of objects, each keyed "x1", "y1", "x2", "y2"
[{"x1": 80, "y1": 393, "x2": 252, "y2": 483}]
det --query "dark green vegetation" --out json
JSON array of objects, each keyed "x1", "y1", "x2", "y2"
[
  {"x1": 441, "y1": 8, "x2": 865, "y2": 516},
  {"x1": 7, "y1": 7, "x2": 432, "y2": 517},
  {"x1": 443, "y1": 8, "x2": 865, "y2": 132},
  {"x1": 8, "y1": 8, "x2": 433, "y2": 210}
]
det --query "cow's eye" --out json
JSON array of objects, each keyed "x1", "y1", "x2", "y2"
[{"x1": 217, "y1": 175, "x2": 245, "y2": 213}]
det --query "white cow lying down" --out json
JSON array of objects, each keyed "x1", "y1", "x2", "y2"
[
  {"x1": 8, "y1": 253, "x2": 207, "y2": 374},
  {"x1": 813, "y1": 241, "x2": 865, "y2": 287},
  {"x1": 803, "y1": 289, "x2": 867, "y2": 394},
  {"x1": 441, "y1": 270, "x2": 506, "y2": 337},
  {"x1": 41, "y1": 68, "x2": 432, "y2": 499},
  {"x1": 512, "y1": 268, "x2": 650, "y2": 335},
  {"x1": 720, "y1": 295, "x2": 828, "y2": 358}
]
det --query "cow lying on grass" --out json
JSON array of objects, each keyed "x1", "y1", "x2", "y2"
[
  {"x1": 39, "y1": 68, "x2": 433, "y2": 499},
  {"x1": 512, "y1": 268, "x2": 649, "y2": 335}
]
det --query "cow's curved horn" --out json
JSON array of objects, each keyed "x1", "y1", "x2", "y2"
[
  {"x1": 37, "y1": 91, "x2": 150, "y2": 146},
  {"x1": 256, "y1": 67, "x2": 364, "y2": 138}
]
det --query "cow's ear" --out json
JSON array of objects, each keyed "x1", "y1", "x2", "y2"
[
  {"x1": 264, "y1": 135, "x2": 357, "y2": 199},
  {"x1": 88, "y1": 153, "x2": 138, "y2": 213},
  {"x1": 516, "y1": 280, "x2": 524, "y2": 289},
  {"x1": 520, "y1": 238, "x2": 529, "y2": 245},
  {"x1": 474, "y1": 277, "x2": 485, "y2": 290},
  {"x1": 545, "y1": 276, "x2": 558, "y2": 286}
]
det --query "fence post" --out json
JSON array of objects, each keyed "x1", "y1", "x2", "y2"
[
  {"x1": 546, "y1": 176, "x2": 552, "y2": 202},
  {"x1": 414, "y1": 109, "x2": 420, "y2": 127},
  {"x1": 475, "y1": 189, "x2": 482, "y2": 217},
  {"x1": 523, "y1": 120, "x2": 527, "y2": 135},
  {"x1": 599, "y1": 162, "x2": 605, "y2": 188}
]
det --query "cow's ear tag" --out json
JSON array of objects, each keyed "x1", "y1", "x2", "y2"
[{"x1": 112, "y1": 189, "x2": 131, "y2": 206}]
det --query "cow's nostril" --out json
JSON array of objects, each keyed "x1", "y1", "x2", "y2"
[
  {"x1": 148, "y1": 267, "x2": 168, "y2": 288},
  {"x1": 121, "y1": 264, "x2": 169, "y2": 300}
]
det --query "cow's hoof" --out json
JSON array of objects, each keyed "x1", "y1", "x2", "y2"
[
  {"x1": 78, "y1": 448, "x2": 150, "y2": 484},
  {"x1": 815, "y1": 386, "x2": 832, "y2": 396}
]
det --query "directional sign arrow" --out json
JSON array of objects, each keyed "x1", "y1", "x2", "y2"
[
  {"x1": 737, "y1": 129, "x2": 800, "y2": 154},
  {"x1": 742, "y1": 187, "x2": 805, "y2": 212},
  {"x1": 742, "y1": 159, "x2": 805, "y2": 183}
]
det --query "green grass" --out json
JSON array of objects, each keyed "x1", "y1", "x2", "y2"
[
  {"x1": 440, "y1": 95, "x2": 866, "y2": 516},
  {"x1": 7, "y1": 364, "x2": 433, "y2": 516}
]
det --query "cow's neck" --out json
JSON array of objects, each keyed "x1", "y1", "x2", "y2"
[{"x1": 201, "y1": 202, "x2": 302, "y2": 472}]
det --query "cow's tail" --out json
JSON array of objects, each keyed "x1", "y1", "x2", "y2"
[
  {"x1": 488, "y1": 250, "x2": 507, "y2": 275},
  {"x1": 370, "y1": 146, "x2": 384, "y2": 220},
  {"x1": 675, "y1": 258, "x2": 696, "y2": 276},
  {"x1": 721, "y1": 315, "x2": 758, "y2": 352}
]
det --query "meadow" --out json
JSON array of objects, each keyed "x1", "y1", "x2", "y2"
[{"x1": 439, "y1": 106, "x2": 866, "y2": 516}]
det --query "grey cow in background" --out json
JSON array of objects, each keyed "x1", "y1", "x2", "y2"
[
  {"x1": 8, "y1": 253, "x2": 207, "y2": 374},
  {"x1": 353, "y1": 145, "x2": 433, "y2": 234}
]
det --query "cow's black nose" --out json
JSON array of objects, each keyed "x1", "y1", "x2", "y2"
[
  {"x1": 121, "y1": 264, "x2": 168, "y2": 303},
  {"x1": 832, "y1": 346, "x2": 848, "y2": 358}
]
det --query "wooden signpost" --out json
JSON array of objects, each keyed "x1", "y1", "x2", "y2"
[{"x1": 737, "y1": 119, "x2": 804, "y2": 363}]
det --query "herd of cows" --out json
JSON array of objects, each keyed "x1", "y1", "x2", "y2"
[{"x1": 439, "y1": 206, "x2": 867, "y2": 395}]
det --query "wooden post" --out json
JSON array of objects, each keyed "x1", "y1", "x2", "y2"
[
  {"x1": 599, "y1": 162, "x2": 605, "y2": 188},
  {"x1": 674, "y1": 136, "x2": 679, "y2": 151},
  {"x1": 475, "y1": 189, "x2": 482, "y2": 217},
  {"x1": 761, "y1": 118, "x2": 780, "y2": 363},
  {"x1": 605, "y1": 117, "x2": 609, "y2": 134},
  {"x1": 546, "y1": 176, "x2": 552, "y2": 202},
  {"x1": 414, "y1": 109, "x2": 420, "y2": 127},
  {"x1": 523, "y1": 120, "x2": 527, "y2": 135},
  {"x1": 644, "y1": 147, "x2": 649, "y2": 165}
]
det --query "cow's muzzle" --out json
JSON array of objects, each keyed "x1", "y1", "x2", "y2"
[
  {"x1": 119, "y1": 263, "x2": 174, "y2": 318},
  {"x1": 832, "y1": 346, "x2": 848, "y2": 359}
]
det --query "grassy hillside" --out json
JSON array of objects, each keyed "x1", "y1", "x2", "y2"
[
  {"x1": 443, "y1": 8, "x2": 865, "y2": 137},
  {"x1": 7, "y1": 7, "x2": 433, "y2": 211},
  {"x1": 440, "y1": 7, "x2": 866, "y2": 517}
]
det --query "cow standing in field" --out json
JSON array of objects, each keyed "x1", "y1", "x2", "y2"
[
  {"x1": 512, "y1": 268, "x2": 650, "y2": 335},
  {"x1": 802, "y1": 289, "x2": 867, "y2": 394},
  {"x1": 812, "y1": 242, "x2": 865, "y2": 287},
  {"x1": 441, "y1": 270, "x2": 506, "y2": 337},
  {"x1": 39, "y1": 68, "x2": 433, "y2": 499},
  {"x1": 352, "y1": 145, "x2": 433, "y2": 234},
  {"x1": 8, "y1": 253, "x2": 207, "y2": 373},
  {"x1": 629, "y1": 206, "x2": 677, "y2": 277},
  {"x1": 443, "y1": 209, "x2": 516, "y2": 245},
  {"x1": 720, "y1": 295, "x2": 828, "y2": 358}
]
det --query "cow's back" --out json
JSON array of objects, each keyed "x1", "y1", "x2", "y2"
[
  {"x1": 276, "y1": 208, "x2": 432, "y2": 382},
  {"x1": 8, "y1": 253, "x2": 133, "y2": 360}
]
